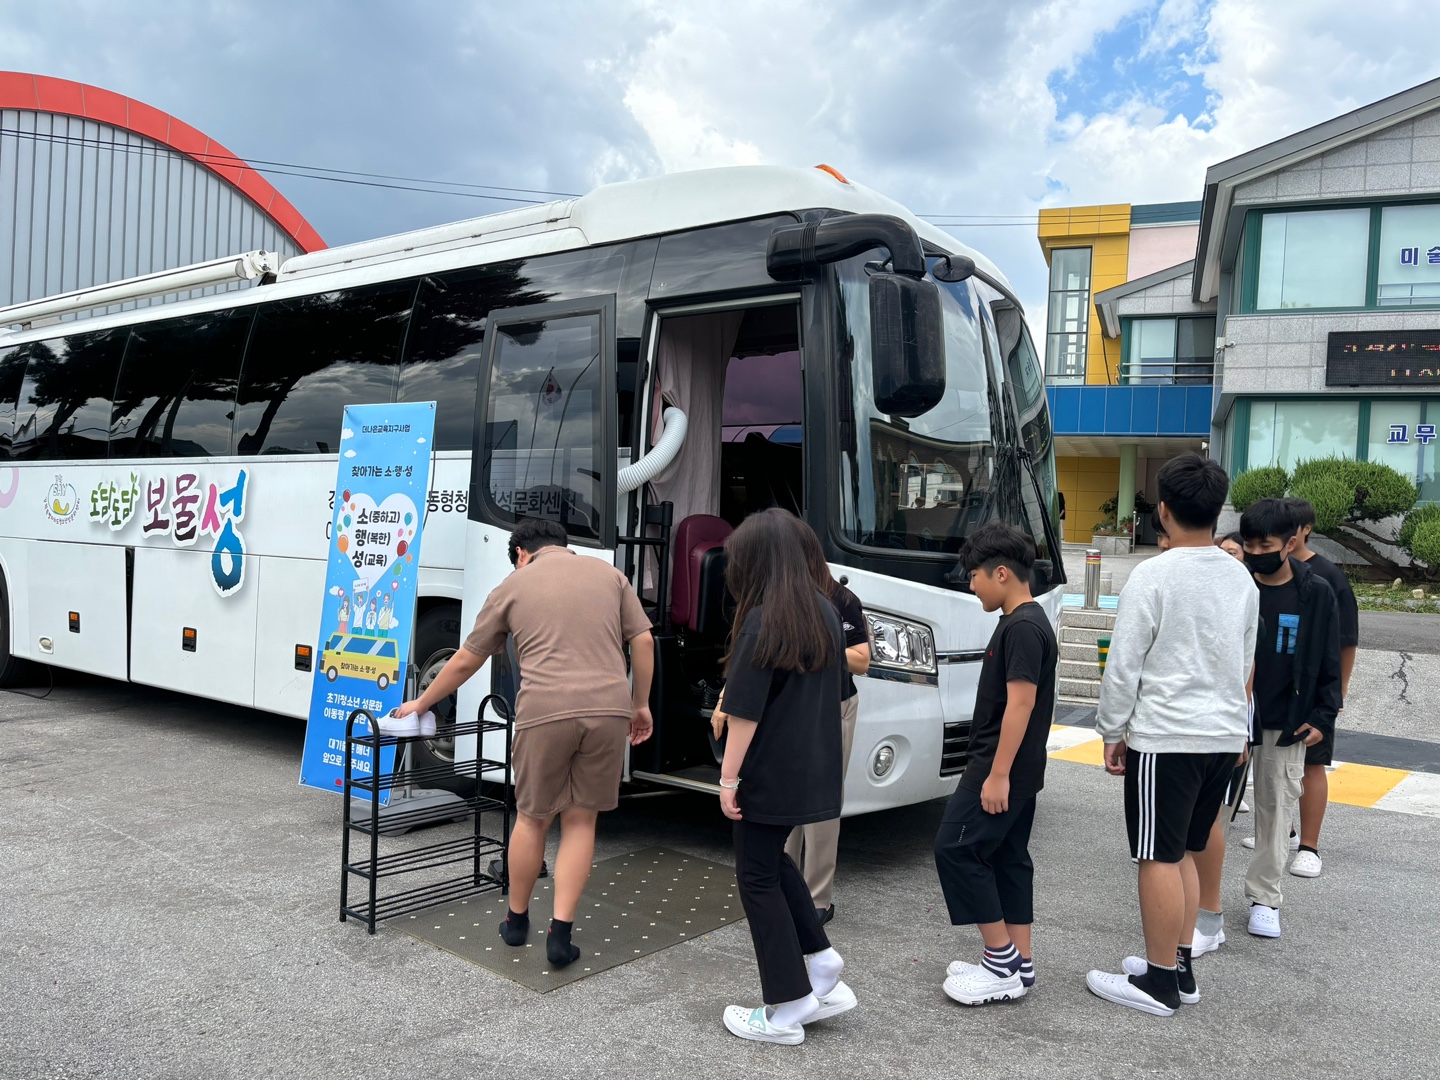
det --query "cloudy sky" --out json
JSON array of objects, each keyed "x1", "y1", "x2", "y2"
[{"x1": 4, "y1": 0, "x2": 1440, "y2": 319}]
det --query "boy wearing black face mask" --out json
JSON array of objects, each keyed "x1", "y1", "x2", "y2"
[{"x1": 1237, "y1": 498, "x2": 1342, "y2": 940}]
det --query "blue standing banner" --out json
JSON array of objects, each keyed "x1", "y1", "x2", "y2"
[{"x1": 299, "y1": 401, "x2": 437, "y2": 803}]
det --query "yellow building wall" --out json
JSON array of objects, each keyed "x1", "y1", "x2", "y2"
[
  {"x1": 1038, "y1": 205, "x2": 1130, "y2": 386},
  {"x1": 1055, "y1": 455, "x2": 1121, "y2": 543}
]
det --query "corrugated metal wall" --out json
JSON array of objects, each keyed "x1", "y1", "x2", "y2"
[{"x1": 0, "y1": 109, "x2": 302, "y2": 310}]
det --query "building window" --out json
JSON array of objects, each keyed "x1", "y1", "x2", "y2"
[
  {"x1": 1377, "y1": 203, "x2": 1440, "y2": 306},
  {"x1": 1045, "y1": 247, "x2": 1091, "y2": 383},
  {"x1": 1246, "y1": 399, "x2": 1360, "y2": 472},
  {"x1": 1122, "y1": 316, "x2": 1216, "y2": 385},
  {"x1": 1255, "y1": 208, "x2": 1370, "y2": 310}
]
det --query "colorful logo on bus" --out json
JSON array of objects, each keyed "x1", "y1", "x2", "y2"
[
  {"x1": 0, "y1": 467, "x2": 18, "y2": 510},
  {"x1": 83, "y1": 467, "x2": 251, "y2": 597},
  {"x1": 44, "y1": 474, "x2": 78, "y2": 524}
]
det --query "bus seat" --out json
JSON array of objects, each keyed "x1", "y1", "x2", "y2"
[{"x1": 671, "y1": 514, "x2": 732, "y2": 632}]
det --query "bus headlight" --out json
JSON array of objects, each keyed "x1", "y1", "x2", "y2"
[
  {"x1": 871, "y1": 744, "x2": 896, "y2": 778},
  {"x1": 864, "y1": 612, "x2": 937, "y2": 676}
]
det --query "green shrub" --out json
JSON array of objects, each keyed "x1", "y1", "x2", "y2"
[
  {"x1": 1289, "y1": 471, "x2": 1356, "y2": 534},
  {"x1": 1399, "y1": 503, "x2": 1440, "y2": 551},
  {"x1": 1228, "y1": 466, "x2": 1288, "y2": 511},
  {"x1": 1409, "y1": 518, "x2": 1440, "y2": 567},
  {"x1": 1290, "y1": 457, "x2": 1417, "y2": 521}
]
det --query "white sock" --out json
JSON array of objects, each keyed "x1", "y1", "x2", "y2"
[
  {"x1": 768, "y1": 993, "x2": 819, "y2": 1029},
  {"x1": 806, "y1": 947, "x2": 844, "y2": 997}
]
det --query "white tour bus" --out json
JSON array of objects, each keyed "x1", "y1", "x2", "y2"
[{"x1": 0, "y1": 165, "x2": 1064, "y2": 816}]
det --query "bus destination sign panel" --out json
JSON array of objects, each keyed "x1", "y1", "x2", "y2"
[{"x1": 1326, "y1": 330, "x2": 1440, "y2": 386}]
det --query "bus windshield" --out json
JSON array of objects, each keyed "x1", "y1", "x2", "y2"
[{"x1": 834, "y1": 258, "x2": 1006, "y2": 555}]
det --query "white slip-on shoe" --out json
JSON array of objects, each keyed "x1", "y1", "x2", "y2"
[
  {"x1": 947, "y1": 957, "x2": 1035, "y2": 988},
  {"x1": 1238, "y1": 799, "x2": 1251, "y2": 813},
  {"x1": 1289, "y1": 850, "x2": 1322, "y2": 877},
  {"x1": 376, "y1": 710, "x2": 420, "y2": 736},
  {"x1": 1085, "y1": 969, "x2": 1175, "y2": 1017},
  {"x1": 809, "y1": 980, "x2": 857, "y2": 1022},
  {"x1": 1191, "y1": 925, "x2": 1225, "y2": 957},
  {"x1": 943, "y1": 964, "x2": 1026, "y2": 1005},
  {"x1": 1120, "y1": 956, "x2": 1200, "y2": 1004},
  {"x1": 723, "y1": 1005, "x2": 805, "y2": 1045},
  {"x1": 1241, "y1": 833, "x2": 1299, "y2": 851},
  {"x1": 1248, "y1": 904, "x2": 1282, "y2": 938}
]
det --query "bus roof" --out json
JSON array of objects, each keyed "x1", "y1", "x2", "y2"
[{"x1": 0, "y1": 165, "x2": 1011, "y2": 345}]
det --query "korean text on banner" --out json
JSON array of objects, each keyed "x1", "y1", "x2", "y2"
[{"x1": 299, "y1": 402, "x2": 437, "y2": 802}]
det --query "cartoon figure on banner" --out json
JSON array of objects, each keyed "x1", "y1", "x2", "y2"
[
  {"x1": 330, "y1": 587, "x2": 351, "y2": 634},
  {"x1": 378, "y1": 592, "x2": 393, "y2": 638}
]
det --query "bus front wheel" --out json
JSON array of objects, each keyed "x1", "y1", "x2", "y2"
[
  {"x1": 409, "y1": 603, "x2": 470, "y2": 795},
  {"x1": 0, "y1": 573, "x2": 34, "y2": 688}
]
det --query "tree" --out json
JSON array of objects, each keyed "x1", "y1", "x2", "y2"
[{"x1": 1229, "y1": 457, "x2": 1432, "y2": 580}]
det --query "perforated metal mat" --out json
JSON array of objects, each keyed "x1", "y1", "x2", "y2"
[{"x1": 398, "y1": 847, "x2": 740, "y2": 992}]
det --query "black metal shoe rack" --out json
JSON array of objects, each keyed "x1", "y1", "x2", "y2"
[{"x1": 340, "y1": 694, "x2": 513, "y2": 934}]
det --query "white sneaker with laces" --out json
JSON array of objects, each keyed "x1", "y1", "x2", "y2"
[
  {"x1": 723, "y1": 1005, "x2": 805, "y2": 1045},
  {"x1": 943, "y1": 963, "x2": 1025, "y2": 1005},
  {"x1": 1085, "y1": 969, "x2": 1175, "y2": 1017},
  {"x1": 1248, "y1": 904, "x2": 1282, "y2": 938},
  {"x1": 376, "y1": 710, "x2": 420, "y2": 736},
  {"x1": 1289, "y1": 850, "x2": 1323, "y2": 877},
  {"x1": 1241, "y1": 833, "x2": 1299, "y2": 851},
  {"x1": 1120, "y1": 956, "x2": 1199, "y2": 1004},
  {"x1": 808, "y1": 981, "x2": 857, "y2": 1022},
  {"x1": 1191, "y1": 925, "x2": 1225, "y2": 957}
]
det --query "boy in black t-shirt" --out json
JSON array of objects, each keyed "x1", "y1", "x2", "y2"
[{"x1": 934, "y1": 522, "x2": 1058, "y2": 1006}]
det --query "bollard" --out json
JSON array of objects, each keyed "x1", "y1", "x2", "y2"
[
  {"x1": 1084, "y1": 549, "x2": 1102, "y2": 610},
  {"x1": 1097, "y1": 635, "x2": 1111, "y2": 676}
]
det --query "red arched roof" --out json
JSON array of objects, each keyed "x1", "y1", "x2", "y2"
[{"x1": 0, "y1": 71, "x2": 326, "y2": 253}]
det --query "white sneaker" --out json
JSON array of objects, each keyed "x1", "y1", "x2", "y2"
[
  {"x1": 1289, "y1": 850, "x2": 1323, "y2": 877},
  {"x1": 376, "y1": 710, "x2": 420, "y2": 736},
  {"x1": 1238, "y1": 799, "x2": 1250, "y2": 813},
  {"x1": 1191, "y1": 925, "x2": 1225, "y2": 957},
  {"x1": 1247, "y1": 904, "x2": 1281, "y2": 938},
  {"x1": 808, "y1": 980, "x2": 857, "y2": 1022},
  {"x1": 1240, "y1": 833, "x2": 1299, "y2": 851},
  {"x1": 1085, "y1": 969, "x2": 1175, "y2": 1017},
  {"x1": 416, "y1": 710, "x2": 437, "y2": 737},
  {"x1": 1120, "y1": 956, "x2": 1199, "y2": 1004},
  {"x1": 723, "y1": 1005, "x2": 805, "y2": 1045},
  {"x1": 943, "y1": 963, "x2": 1025, "y2": 1005}
]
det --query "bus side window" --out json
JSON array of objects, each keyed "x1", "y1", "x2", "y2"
[
  {"x1": 110, "y1": 309, "x2": 252, "y2": 458},
  {"x1": 233, "y1": 280, "x2": 415, "y2": 455},
  {"x1": 479, "y1": 307, "x2": 609, "y2": 542},
  {"x1": 0, "y1": 345, "x2": 24, "y2": 459},
  {"x1": 12, "y1": 329, "x2": 127, "y2": 461}
]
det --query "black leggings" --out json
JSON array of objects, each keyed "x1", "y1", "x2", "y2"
[{"x1": 733, "y1": 819, "x2": 831, "y2": 1004}]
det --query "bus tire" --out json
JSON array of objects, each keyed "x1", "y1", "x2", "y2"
[
  {"x1": 0, "y1": 570, "x2": 33, "y2": 688},
  {"x1": 409, "y1": 602, "x2": 472, "y2": 795}
]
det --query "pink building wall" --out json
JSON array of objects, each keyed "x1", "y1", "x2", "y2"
[{"x1": 1127, "y1": 224, "x2": 1199, "y2": 280}]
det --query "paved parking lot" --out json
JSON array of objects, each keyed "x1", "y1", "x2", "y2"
[{"x1": 3, "y1": 671, "x2": 1439, "y2": 1079}]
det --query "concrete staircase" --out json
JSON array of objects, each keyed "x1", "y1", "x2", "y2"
[{"x1": 1057, "y1": 607, "x2": 1117, "y2": 703}]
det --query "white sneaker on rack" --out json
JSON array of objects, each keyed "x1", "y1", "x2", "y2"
[{"x1": 377, "y1": 710, "x2": 420, "y2": 736}]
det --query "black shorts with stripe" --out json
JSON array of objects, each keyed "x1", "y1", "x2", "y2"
[{"x1": 1125, "y1": 749, "x2": 1239, "y2": 864}]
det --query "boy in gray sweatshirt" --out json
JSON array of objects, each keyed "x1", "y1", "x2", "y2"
[{"x1": 1085, "y1": 454, "x2": 1258, "y2": 1017}]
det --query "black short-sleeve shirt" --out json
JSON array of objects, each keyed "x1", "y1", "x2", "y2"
[
  {"x1": 1301, "y1": 553, "x2": 1359, "y2": 650},
  {"x1": 831, "y1": 584, "x2": 868, "y2": 700},
  {"x1": 960, "y1": 601, "x2": 1058, "y2": 802},
  {"x1": 722, "y1": 598, "x2": 846, "y2": 826}
]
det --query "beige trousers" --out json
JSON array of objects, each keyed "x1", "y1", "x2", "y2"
[
  {"x1": 785, "y1": 693, "x2": 859, "y2": 909},
  {"x1": 1244, "y1": 728, "x2": 1307, "y2": 909}
]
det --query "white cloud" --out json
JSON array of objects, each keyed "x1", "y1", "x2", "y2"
[
  {"x1": 344, "y1": 449, "x2": 356, "y2": 458},
  {"x1": 341, "y1": 428, "x2": 354, "y2": 440}
]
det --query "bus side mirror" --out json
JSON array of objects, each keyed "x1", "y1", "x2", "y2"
[{"x1": 870, "y1": 273, "x2": 944, "y2": 417}]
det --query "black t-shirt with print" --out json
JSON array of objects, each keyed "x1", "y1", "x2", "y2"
[
  {"x1": 722, "y1": 598, "x2": 846, "y2": 827},
  {"x1": 960, "y1": 601, "x2": 1058, "y2": 802},
  {"x1": 831, "y1": 584, "x2": 868, "y2": 700},
  {"x1": 1255, "y1": 578, "x2": 1301, "y2": 730}
]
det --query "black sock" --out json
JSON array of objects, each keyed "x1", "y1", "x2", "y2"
[
  {"x1": 498, "y1": 908, "x2": 529, "y2": 946},
  {"x1": 1175, "y1": 946, "x2": 1196, "y2": 997},
  {"x1": 1298, "y1": 844, "x2": 1319, "y2": 856},
  {"x1": 1129, "y1": 963, "x2": 1181, "y2": 1010},
  {"x1": 547, "y1": 918, "x2": 581, "y2": 967}
]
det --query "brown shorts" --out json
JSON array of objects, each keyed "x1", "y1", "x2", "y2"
[{"x1": 512, "y1": 715, "x2": 629, "y2": 818}]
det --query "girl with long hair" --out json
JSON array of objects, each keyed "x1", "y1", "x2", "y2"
[
  {"x1": 783, "y1": 515, "x2": 870, "y2": 925},
  {"x1": 712, "y1": 508, "x2": 856, "y2": 1044}
]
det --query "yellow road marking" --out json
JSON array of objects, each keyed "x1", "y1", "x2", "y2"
[
  {"x1": 1326, "y1": 762, "x2": 1411, "y2": 808},
  {"x1": 1050, "y1": 739, "x2": 1107, "y2": 766}
]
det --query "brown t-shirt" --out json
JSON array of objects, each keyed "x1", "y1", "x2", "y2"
[{"x1": 463, "y1": 546, "x2": 651, "y2": 728}]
